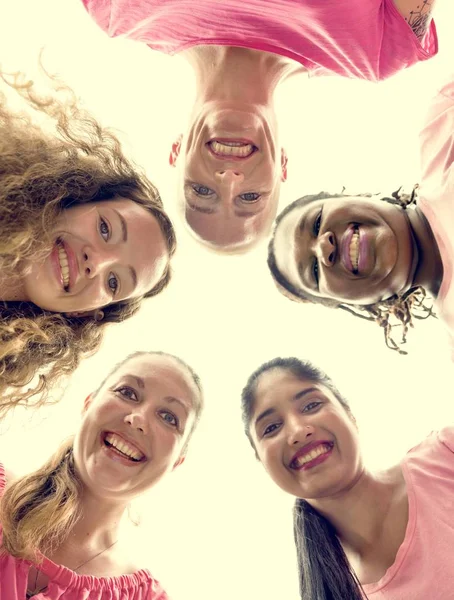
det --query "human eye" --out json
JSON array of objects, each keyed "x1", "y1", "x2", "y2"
[
  {"x1": 312, "y1": 258, "x2": 319, "y2": 287},
  {"x1": 313, "y1": 210, "x2": 322, "y2": 236},
  {"x1": 159, "y1": 410, "x2": 179, "y2": 428},
  {"x1": 192, "y1": 184, "x2": 215, "y2": 196},
  {"x1": 239, "y1": 192, "x2": 261, "y2": 203},
  {"x1": 115, "y1": 386, "x2": 139, "y2": 402},
  {"x1": 107, "y1": 272, "x2": 119, "y2": 295},
  {"x1": 99, "y1": 217, "x2": 111, "y2": 241},
  {"x1": 263, "y1": 422, "x2": 281, "y2": 438},
  {"x1": 303, "y1": 401, "x2": 322, "y2": 412}
]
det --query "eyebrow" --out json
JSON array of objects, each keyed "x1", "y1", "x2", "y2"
[
  {"x1": 295, "y1": 212, "x2": 316, "y2": 291},
  {"x1": 113, "y1": 208, "x2": 128, "y2": 242},
  {"x1": 186, "y1": 200, "x2": 217, "y2": 214},
  {"x1": 111, "y1": 208, "x2": 138, "y2": 292},
  {"x1": 254, "y1": 387, "x2": 319, "y2": 429}
]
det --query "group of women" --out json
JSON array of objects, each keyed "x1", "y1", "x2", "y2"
[{"x1": 0, "y1": 0, "x2": 453, "y2": 598}]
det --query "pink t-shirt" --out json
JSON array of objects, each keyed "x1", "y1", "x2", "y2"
[
  {"x1": 81, "y1": 0, "x2": 437, "y2": 81},
  {"x1": 0, "y1": 464, "x2": 169, "y2": 599},
  {"x1": 418, "y1": 74, "x2": 454, "y2": 359},
  {"x1": 362, "y1": 426, "x2": 454, "y2": 599}
]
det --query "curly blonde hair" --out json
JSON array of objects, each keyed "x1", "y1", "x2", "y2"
[
  {"x1": 0, "y1": 70, "x2": 176, "y2": 414},
  {"x1": 268, "y1": 187, "x2": 435, "y2": 355}
]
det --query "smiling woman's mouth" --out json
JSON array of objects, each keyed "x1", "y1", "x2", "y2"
[
  {"x1": 56, "y1": 240, "x2": 70, "y2": 291},
  {"x1": 349, "y1": 226, "x2": 360, "y2": 274},
  {"x1": 207, "y1": 139, "x2": 257, "y2": 158}
]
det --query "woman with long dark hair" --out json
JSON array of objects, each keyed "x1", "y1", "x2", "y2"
[{"x1": 241, "y1": 356, "x2": 454, "y2": 599}]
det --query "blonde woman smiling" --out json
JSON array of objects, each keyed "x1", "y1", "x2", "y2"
[
  {"x1": 0, "y1": 350, "x2": 204, "y2": 599},
  {"x1": 0, "y1": 72, "x2": 176, "y2": 412}
]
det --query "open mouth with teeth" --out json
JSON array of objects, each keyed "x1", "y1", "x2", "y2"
[
  {"x1": 56, "y1": 240, "x2": 70, "y2": 291},
  {"x1": 290, "y1": 442, "x2": 333, "y2": 469},
  {"x1": 207, "y1": 139, "x2": 257, "y2": 159},
  {"x1": 103, "y1": 432, "x2": 146, "y2": 463},
  {"x1": 349, "y1": 226, "x2": 360, "y2": 274}
]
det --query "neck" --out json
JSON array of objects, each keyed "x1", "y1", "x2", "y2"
[
  {"x1": 183, "y1": 45, "x2": 303, "y2": 109},
  {"x1": 66, "y1": 487, "x2": 126, "y2": 550},
  {"x1": 308, "y1": 467, "x2": 398, "y2": 558},
  {"x1": 408, "y1": 206, "x2": 443, "y2": 297}
]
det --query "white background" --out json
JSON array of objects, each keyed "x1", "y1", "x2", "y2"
[{"x1": 0, "y1": 2, "x2": 453, "y2": 599}]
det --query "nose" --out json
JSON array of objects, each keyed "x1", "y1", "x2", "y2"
[
  {"x1": 124, "y1": 412, "x2": 147, "y2": 435},
  {"x1": 314, "y1": 231, "x2": 336, "y2": 267},
  {"x1": 83, "y1": 248, "x2": 116, "y2": 278},
  {"x1": 215, "y1": 169, "x2": 245, "y2": 186},
  {"x1": 287, "y1": 420, "x2": 314, "y2": 446}
]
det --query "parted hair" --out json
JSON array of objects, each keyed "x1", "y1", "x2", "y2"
[
  {"x1": 241, "y1": 357, "x2": 364, "y2": 600},
  {"x1": 0, "y1": 351, "x2": 204, "y2": 562},
  {"x1": 267, "y1": 188, "x2": 435, "y2": 355},
  {"x1": 0, "y1": 70, "x2": 176, "y2": 415}
]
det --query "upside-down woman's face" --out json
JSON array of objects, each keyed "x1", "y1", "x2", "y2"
[
  {"x1": 272, "y1": 196, "x2": 417, "y2": 306},
  {"x1": 73, "y1": 354, "x2": 199, "y2": 500},
  {"x1": 249, "y1": 369, "x2": 363, "y2": 500},
  {"x1": 21, "y1": 198, "x2": 169, "y2": 314}
]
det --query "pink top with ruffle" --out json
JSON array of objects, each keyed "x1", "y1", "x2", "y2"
[{"x1": 0, "y1": 464, "x2": 169, "y2": 599}]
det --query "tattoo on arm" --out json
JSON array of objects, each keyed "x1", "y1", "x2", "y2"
[{"x1": 405, "y1": 0, "x2": 434, "y2": 41}]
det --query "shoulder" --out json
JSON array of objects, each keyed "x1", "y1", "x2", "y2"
[{"x1": 392, "y1": 0, "x2": 435, "y2": 40}]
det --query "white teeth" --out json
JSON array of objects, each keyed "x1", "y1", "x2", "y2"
[
  {"x1": 349, "y1": 231, "x2": 360, "y2": 271},
  {"x1": 210, "y1": 141, "x2": 253, "y2": 157},
  {"x1": 293, "y1": 443, "x2": 331, "y2": 468},
  {"x1": 105, "y1": 433, "x2": 144, "y2": 461},
  {"x1": 57, "y1": 245, "x2": 70, "y2": 287}
]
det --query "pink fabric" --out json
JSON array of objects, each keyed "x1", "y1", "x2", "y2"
[
  {"x1": 81, "y1": 0, "x2": 437, "y2": 81},
  {"x1": 0, "y1": 464, "x2": 169, "y2": 599},
  {"x1": 418, "y1": 74, "x2": 454, "y2": 360},
  {"x1": 362, "y1": 426, "x2": 454, "y2": 598}
]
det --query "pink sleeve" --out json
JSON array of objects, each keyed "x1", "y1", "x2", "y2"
[
  {"x1": 439, "y1": 426, "x2": 454, "y2": 453},
  {"x1": 80, "y1": 0, "x2": 113, "y2": 34}
]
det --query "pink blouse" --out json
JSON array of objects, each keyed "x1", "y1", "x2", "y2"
[{"x1": 0, "y1": 464, "x2": 169, "y2": 599}]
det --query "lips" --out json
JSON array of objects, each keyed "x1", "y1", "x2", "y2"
[
  {"x1": 207, "y1": 139, "x2": 257, "y2": 160},
  {"x1": 289, "y1": 441, "x2": 334, "y2": 470},
  {"x1": 101, "y1": 431, "x2": 147, "y2": 464},
  {"x1": 51, "y1": 238, "x2": 79, "y2": 291}
]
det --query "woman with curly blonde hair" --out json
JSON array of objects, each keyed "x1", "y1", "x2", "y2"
[{"x1": 0, "y1": 72, "x2": 176, "y2": 414}]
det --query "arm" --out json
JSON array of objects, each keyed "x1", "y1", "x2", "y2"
[{"x1": 393, "y1": 0, "x2": 436, "y2": 40}]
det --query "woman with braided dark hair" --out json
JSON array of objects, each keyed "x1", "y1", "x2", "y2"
[{"x1": 267, "y1": 73, "x2": 453, "y2": 355}]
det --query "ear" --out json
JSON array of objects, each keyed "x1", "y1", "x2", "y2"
[
  {"x1": 280, "y1": 148, "x2": 288, "y2": 182},
  {"x1": 169, "y1": 134, "x2": 183, "y2": 168},
  {"x1": 172, "y1": 454, "x2": 186, "y2": 470},
  {"x1": 83, "y1": 393, "x2": 94, "y2": 414}
]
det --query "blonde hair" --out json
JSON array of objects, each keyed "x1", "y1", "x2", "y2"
[
  {"x1": 0, "y1": 438, "x2": 81, "y2": 561},
  {"x1": 0, "y1": 70, "x2": 176, "y2": 414},
  {"x1": 0, "y1": 351, "x2": 204, "y2": 562}
]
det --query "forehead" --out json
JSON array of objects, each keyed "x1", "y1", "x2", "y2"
[
  {"x1": 254, "y1": 368, "x2": 320, "y2": 406},
  {"x1": 105, "y1": 355, "x2": 198, "y2": 403}
]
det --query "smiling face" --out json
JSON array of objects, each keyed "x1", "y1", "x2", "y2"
[
  {"x1": 73, "y1": 354, "x2": 199, "y2": 501},
  {"x1": 170, "y1": 104, "x2": 287, "y2": 251},
  {"x1": 249, "y1": 368, "x2": 362, "y2": 500},
  {"x1": 20, "y1": 198, "x2": 169, "y2": 314},
  {"x1": 272, "y1": 196, "x2": 417, "y2": 305}
]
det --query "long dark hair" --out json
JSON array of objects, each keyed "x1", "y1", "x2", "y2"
[{"x1": 241, "y1": 357, "x2": 364, "y2": 600}]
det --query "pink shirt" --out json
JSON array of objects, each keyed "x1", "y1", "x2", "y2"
[
  {"x1": 81, "y1": 0, "x2": 437, "y2": 81},
  {"x1": 363, "y1": 426, "x2": 454, "y2": 598},
  {"x1": 0, "y1": 464, "x2": 169, "y2": 599},
  {"x1": 419, "y1": 74, "x2": 454, "y2": 360}
]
